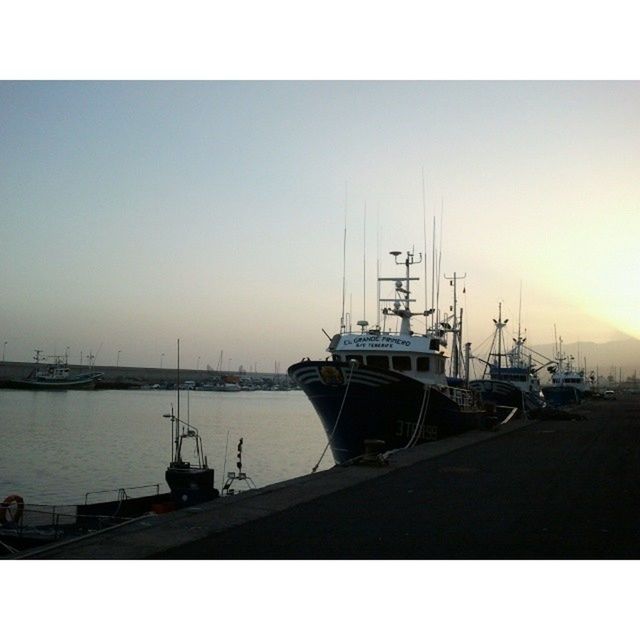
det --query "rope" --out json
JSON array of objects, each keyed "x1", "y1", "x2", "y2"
[
  {"x1": 0, "y1": 538, "x2": 19, "y2": 554},
  {"x1": 312, "y1": 362, "x2": 356, "y2": 472},
  {"x1": 405, "y1": 386, "x2": 431, "y2": 448},
  {"x1": 382, "y1": 385, "x2": 432, "y2": 462}
]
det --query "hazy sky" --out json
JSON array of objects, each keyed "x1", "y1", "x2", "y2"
[{"x1": 1, "y1": 81, "x2": 639, "y2": 370}]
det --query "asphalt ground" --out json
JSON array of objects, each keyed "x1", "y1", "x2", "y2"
[{"x1": 20, "y1": 394, "x2": 640, "y2": 560}]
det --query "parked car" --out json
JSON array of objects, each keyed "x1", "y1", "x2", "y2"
[{"x1": 604, "y1": 389, "x2": 616, "y2": 400}]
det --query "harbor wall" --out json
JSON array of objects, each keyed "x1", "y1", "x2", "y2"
[{"x1": 0, "y1": 360, "x2": 279, "y2": 386}]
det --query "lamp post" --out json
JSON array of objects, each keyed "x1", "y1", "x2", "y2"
[
  {"x1": 160, "y1": 353, "x2": 165, "y2": 368},
  {"x1": 196, "y1": 356, "x2": 201, "y2": 370},
  {"x1": 2, "y1": 341, "x2": 6, "y2": 361},
  {"x1": 117, "y1": 350, "x2": 121, "y2": 367}
]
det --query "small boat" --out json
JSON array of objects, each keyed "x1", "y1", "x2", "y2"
[
  {"x1": 5, "y1": 351, "x2": 103, "y2": 390},
  {"x1": 163, "y1": 407, "x2": 219, "y2": 507},
  {"x1": 0, "y1": 341, "x2": 219, "y2": 555},
  {"x1": 469, "y1": 303, "x2": 550, "y2": 415},
  {"x1": 289, "y1": 249, "x2": 487, "y2": 465}
]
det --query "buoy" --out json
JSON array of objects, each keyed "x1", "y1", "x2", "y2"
[{"x1": 0, "y1": 495, "x2": 25, "y2": 525}]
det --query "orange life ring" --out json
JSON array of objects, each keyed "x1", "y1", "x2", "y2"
[{"x1": 0, "y1": 495, "x2": 25, "y2": 525}]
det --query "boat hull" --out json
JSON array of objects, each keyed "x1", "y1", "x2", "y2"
[
  {"x1": 4, "y1": 377, "x2": 99, "y2": 390},
  {"x1": 541, "y1": 385, "x2": 582, "y2": 407},
  {"x1": 288, "y1": 361, "x2": 485, "y2": 464},
  {"x1": 468, "y1": 379, "x2": 545, "y2": 414}
]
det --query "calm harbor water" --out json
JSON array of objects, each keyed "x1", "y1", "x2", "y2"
[{"x1": 0, "y1": 388, "x2": 332, "y2": 504}]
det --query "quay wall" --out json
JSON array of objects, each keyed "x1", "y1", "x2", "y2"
[{"x1": 0, "y1": 360, "x2": 278, "y2": 385}]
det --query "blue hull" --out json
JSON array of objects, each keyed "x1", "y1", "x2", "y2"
[
  {"x1": 541, "y1": 385, "x2": 582, "y2": 407},
  {"x1": 288, "y1": 361, "x2": 485, "y2": 464},
  {"x1": 468, "y1": 379, "x2": 545, "y2": 415}
]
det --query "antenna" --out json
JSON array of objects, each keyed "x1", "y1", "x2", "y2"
[
  {"x1": 436, "y1": 198, "x2": 444, "y2": 321},
  {"x1": 376, "y1": 204, "x2": 381, "y2": 328},
  {"x1": 422, "y1": 168, "x2": 428, "y2": 317},
  {"x1": 340, "y1": 182, "x2": 348, "y2": 333},
  {"x1": 431, "y1": 216, "x2": 436, "y2": 328},
  {"x1": 176, "y1": 339, "x2": 180, "y2": 440},
  {"x1": 518, "y1": 281, "x2": 523, "y2": 340},
  {"x1": 362, "y1": 202, "x2": 367, "y2": 326}
]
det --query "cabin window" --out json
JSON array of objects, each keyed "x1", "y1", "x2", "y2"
[
  {"x1": 367, "y1": 355, "x2": 389, "y2": 370},
  {"x1": 417, "y1": 357, "x2": 430, "y2": 372},
  {"x1": 392, "y1": 356, "x2": 412, "y2": 371}
]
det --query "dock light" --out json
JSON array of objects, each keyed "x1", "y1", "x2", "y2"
[
  {"x1": 390, "y1": 251, "x2": 401, "y2": 257},
  {"x1": 162, "y1": 414, "x2": 172, "y2": 418}
]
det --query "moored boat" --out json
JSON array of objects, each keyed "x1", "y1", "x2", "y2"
[
  {"x1": 542, "y1": 336, "x2": 594, "y2": 406},
  {"x1": 288, "y1": 249, "x2": 487, "y2": 465},
  {"x1": 5, "y1": 351, "x2": 103, "y2": 390},
  {"x1": 0, "y1": 341, "x2": 220, "y2": 556},
  {"x1": 469, "y1": 302, "x2": 550, "y2": 415}
]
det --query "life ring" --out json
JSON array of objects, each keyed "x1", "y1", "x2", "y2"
[{"x1": 0, "y1": 495, "x2": 25, "y2": 525}]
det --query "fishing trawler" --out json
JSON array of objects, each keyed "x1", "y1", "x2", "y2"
[
  {"x1": 469, "y1": 303, "x2": 549, "y2": 414},
  {"x1": 543, "y1": 336, "x2": 593, "y2": 405},
  {"x1": 5, "y1": 351, "x2": 103, "y2": 390},
  {"x1": 288, "y1": 249, "x2": 486, "y2": 465}
]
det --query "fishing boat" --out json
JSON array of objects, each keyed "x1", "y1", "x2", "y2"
[
  {"x1": 542, "y1": 336, "x2": 593, "y2": 406},
  {"x1": 288, "y1": 249, "x2": 487, "y2": 465},
  {"x1": 5, "y1": 351, "x2": 103, "y2": 390},
  {"x1": 469, "y1": 303, "x2": 549, "y2": 415}
]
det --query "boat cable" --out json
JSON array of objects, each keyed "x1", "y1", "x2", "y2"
[
  {"x1": 311, "y1": 361, "x2": 356, "y2": 473},
  {"x1": 406, "y1": 386, "x2": 431, "y2": 448},
  {"x1": 381, "y1": 385, "x2": 431, "y2": 462},
  {"x1": 0, "y1": 538, "x2": 19, "y2": 555}
]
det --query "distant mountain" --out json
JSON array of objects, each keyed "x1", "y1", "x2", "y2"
[{"x1": 530, "y1": 338, "x2": 640, "y2": 379}]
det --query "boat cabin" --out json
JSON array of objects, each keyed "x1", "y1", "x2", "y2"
[{"x1": 329, "y1": 331, "x2": 448, "y2": 384}]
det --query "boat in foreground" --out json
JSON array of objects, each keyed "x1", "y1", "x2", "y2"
[
  {"x1": 289, "y1": 249, "x2": 487, "y2": 465},
  {"x1": 0, "y1": 342, "x2": 220, "y2": 555}
]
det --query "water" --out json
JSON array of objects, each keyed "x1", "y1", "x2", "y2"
[{"x1": 0, "y1": 389, "x2": 332, "y2": 504}]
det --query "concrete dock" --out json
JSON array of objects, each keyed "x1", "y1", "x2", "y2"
[{"x1": 17, "y1": 394, "x2": 640, "y2": 559}]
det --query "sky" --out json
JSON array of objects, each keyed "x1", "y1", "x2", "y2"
[{"x1": 1, "y1": 80, "x2": 639, "y2": 370}]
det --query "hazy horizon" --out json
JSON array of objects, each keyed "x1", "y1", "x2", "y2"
[{"x1": 2, "y1": 81, "x2": 639, "y2": 371}]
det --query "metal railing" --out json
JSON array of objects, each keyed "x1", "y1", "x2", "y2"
[
  {"x1": 1, "y1": 504, "x2": 133, "y2": 555},
  {"x1": 84, "y1": 483, "x2": 161, "y2": 504}
]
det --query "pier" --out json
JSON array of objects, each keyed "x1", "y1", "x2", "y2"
[{"x1": 14, "y1": 394, "x2": 640, "y2": 559}]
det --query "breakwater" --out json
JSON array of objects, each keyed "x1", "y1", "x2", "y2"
[{"x1": 0, "y1": 360, "x2": 281, "y2": 388}]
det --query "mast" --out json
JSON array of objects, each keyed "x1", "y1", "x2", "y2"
[
  {"x1": 380, "y1": 250, "x2": 427, "y2": 336},
  {"x1": 445, "y1": 271, "x2": 466, "y2": 378},
  {"x1": 362, "y1": 203, "x2": 367, "y2": 328},
  {"x1": 492, "y1": 303, "x2": 509, "y2": 371}
]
